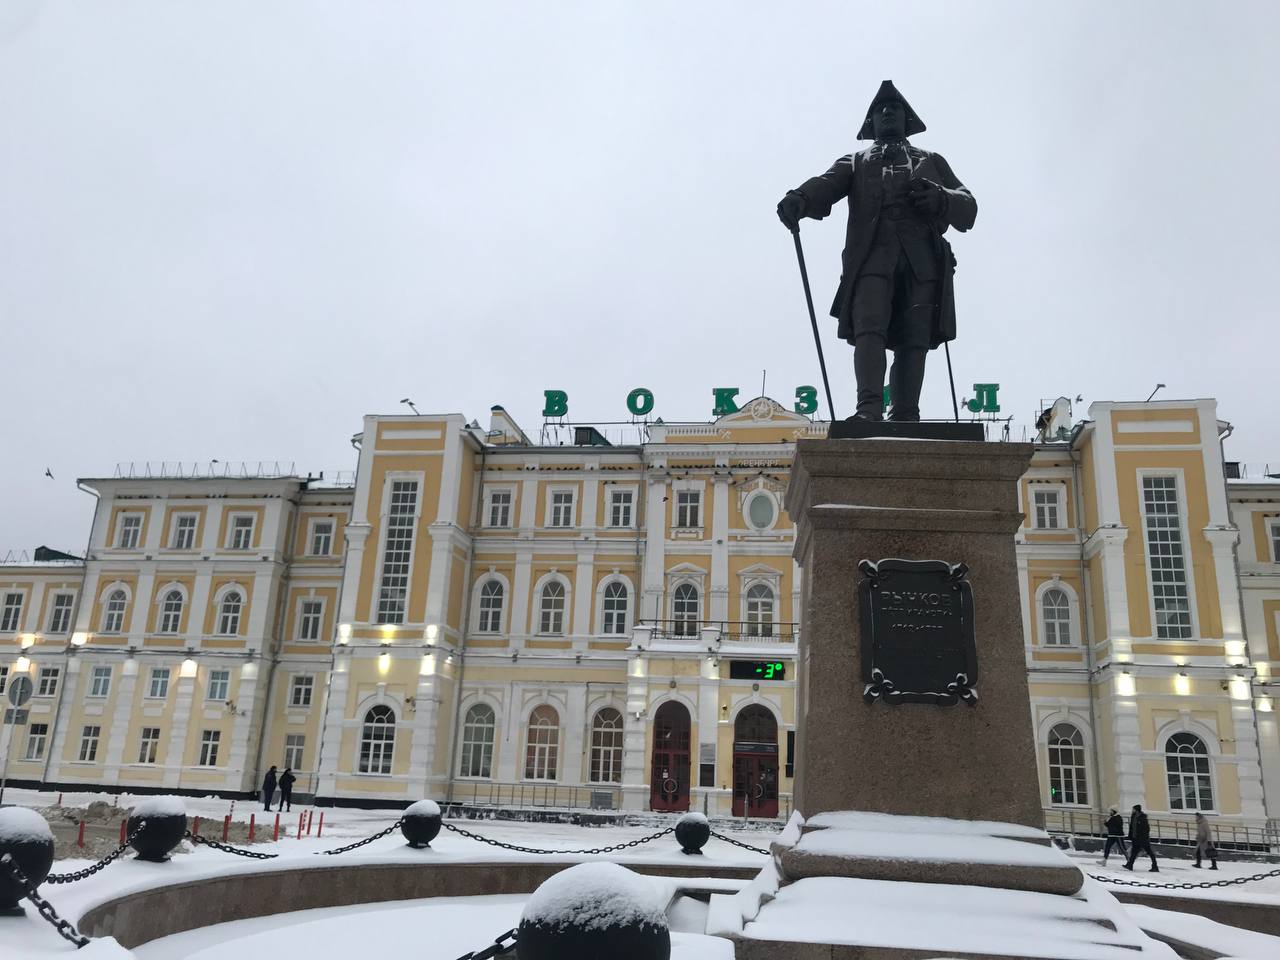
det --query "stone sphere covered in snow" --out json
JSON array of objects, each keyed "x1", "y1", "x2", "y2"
[
  {"x1": 400, "y1": 799, "x2": 442, "y2": 848},
  {"x1": 517, "y1": 862, "x2": 670, "y2": 960},
  {"x1": 674, "y1": 812, "x2": 710, "y2": 855},
  {"x1": 127, "y1": 795, "x2": 188, "y2": 862},
  {"x1": 0, "y1": 806, "x2": 55, "y2": 910}
]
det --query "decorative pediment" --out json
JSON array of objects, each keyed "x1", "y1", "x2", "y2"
[{"x1": 715, "y1": 396, "x2": 812, "y2": 427}]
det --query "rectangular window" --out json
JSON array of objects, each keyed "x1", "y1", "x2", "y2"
[
  {"x1": 79, "y1": 725, "x2": 101, "y2": 762},
  {"x1": 25, "y1": 723, "x2": 48, "y2": 760},
  {"x1": 0, "y1": 665, "x2": 7, "y2": 695},
  {"x1": 1142, "y1": 476, "x2": 1193, "y2": 640},
  {"x1": 786, "y1": 730, "x2": 796, "y2": 778},
  {"x1": 207, "y1": 669, "x2": 230, "y2": 702},
  {"x1": 37, "y1": 666, "x2": 60, "y2": 697},
  {"x1": 147, "y1": 667, "x2": 171, "y2": 699},
  {"x1": 138, "y1": 727, "x2": 161, "y2": 764},
  {"x1": 199, "y1": 730, "x2": 221, "y2": 766},
  {"x1": 229, "y1": 515, "x2": 255, "y2": 550},
  {"x1": 487, "y1": 490, "x2": 513, "y2": 528},
  {"x1": 376, "y1": 480, "x2": 419, "y2": 624},
  {"x1": 172, "y1": 514, "x2": 198, "y2": 550},
  {"x1": 290, "y1": 675, "x2": 314, "y2": 708},
  {"x1": 89, "y1": 666, "x2": 112, "y2": 698},
  {"x1": 284, "y1": 734, "x2": 305, "y2": 769},
  {"x1": 118, "y1": 513, "x2": 143, "y2": 549},
  {"x1": 609, "y1": 489, "x2": 634, "y2": 528},
  {"x1": 550, "y1": 490, "x2": 575, "y2": 528},
  {"x1": 47, "y1": 593, "x2": 74, "y2": 634},
  {"x1": 1270, "y1": 520, "x2": 1280, "y2": 563},
  {"x1": 1033, "y1": 489, "x2": 1061, "y2": 529},
  {"x1": 1, "y1": 592, "x2": 23, "y2": 632},
  {"x1": 298, "y1": 599, "x2": 323, "y2": 641},
  {"x1": 309, "y1": 520, "x2": 334, "y2": 556},
  {"x1": 676, "y1": 490, "x2": 701, "y2": 528}
]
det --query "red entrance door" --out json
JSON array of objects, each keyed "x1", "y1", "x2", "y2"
[
  {"x1": 732, "y1": 705, "x2": 779, "y2": 818},
  {"x1": 650, "y1": 701, "x2": 691, "y2": 812}
]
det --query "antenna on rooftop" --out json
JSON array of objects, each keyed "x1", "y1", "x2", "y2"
[
  {"x1": 1145, "y1": 383, "x2": 1166, "y2": 402},
  {"x1": 400, "y1": 398, "x2": 420, "y2": 415}
]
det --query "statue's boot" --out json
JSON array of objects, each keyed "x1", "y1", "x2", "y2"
[
  {"x1": 853, "y1": 334, "x2": 887, "y2": 419},
  {"x1": 888, "y1": 347, "x2": 926, "y2": 421}
]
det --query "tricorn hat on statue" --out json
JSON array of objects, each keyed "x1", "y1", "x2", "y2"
[{"x1": 857, "y1": 79, "x2": 926, "y2": 140}]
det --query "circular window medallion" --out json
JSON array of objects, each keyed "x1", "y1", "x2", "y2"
[{"x1": 747, "y1": 493, "x2": 776, "y2": 530}]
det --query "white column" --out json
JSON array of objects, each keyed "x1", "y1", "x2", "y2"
[
  {"x1": 99, "y1": 659, "x2": 138, "y2": 786},
  {"x1": 406, "y1": 662, "x2": 442, "y2": 799},
  {"x1": 511, "y1": 547, "x2": 533, "y2": 639},
  {"x1": 226, "y1": 662, "x2": 260, "y2": 791},
  {"x1": 164, "y1": 670, "x2": 198, "y2": 789},
  {"x1": 1204, "y1": 528, "x2": 1245, "y2": 645},
  {"x1": 561, "y1": 683, "x2": 587, "y2": 786},
  {"x1": 315, "y1": 657, "x2": 352, "y2": 797},
  {"x1": 572, "y1": 551, "x2": 594, "y2": 647},
  {"x1": 642, "y1": 479, "x2": 667, "y2": 623},
  {"x1": 621, "y1": 641, "x2": 650, "y2": 811},
  {"x1": 710, "y1": 477, "x2": 730, "y2": 622}
]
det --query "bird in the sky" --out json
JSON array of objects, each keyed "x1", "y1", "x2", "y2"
[{"x1": 44, "y1": 467, "x2": 54, "y2": 479}]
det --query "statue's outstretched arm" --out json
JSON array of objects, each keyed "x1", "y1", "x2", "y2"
[{"x1": 794, "y1": 155, "x2": 854, "y2": 221}]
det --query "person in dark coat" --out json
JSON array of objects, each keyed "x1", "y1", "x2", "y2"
[
  {"x1": 777, "y1": 80, "x2": 976, "y2": 421},
  {"x1": 1193, "y1": 812, "x2": 1218, "y2": 870},
  {"x1": 261, "y1": 765, "x2": 278, "y2": 812},
  {"x1": 278, "y1": 768, "x2": 296, "y2": 813},
  {"x1": 1102, "y1": 808, "x2": 1128, "y2": 864},
  {"x1": 1124, "y1": 804, "x2": 1158, "y2": 872}
]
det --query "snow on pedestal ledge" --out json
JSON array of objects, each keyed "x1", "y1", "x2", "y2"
[
  {"x1": 0, "y1": 806, "x2": 54, "y2": 843},
  {"x1": 522, "y1": 862, "x2": 668, "y2": 932}
]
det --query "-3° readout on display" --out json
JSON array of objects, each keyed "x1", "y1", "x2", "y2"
[{"x1": 729, "y1": 660, "x2": 786, "y2": 681}]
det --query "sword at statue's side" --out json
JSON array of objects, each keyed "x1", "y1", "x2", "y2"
[{"x1": 788, "y1": 225, "x2": 837, "y2": 423}]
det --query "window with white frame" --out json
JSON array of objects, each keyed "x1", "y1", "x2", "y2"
[
  {"x1": 459, "y1": 703, "x2": 496, "y2": 778},
  {"x1": 549, "y1": 490, "x2": 575, "y2": 528},
  {"x1": 675, "y1": 490, "x2": 701, "y2": 528},
  {"x1": 602, "y1": 581, "x2": 629, "y2": 635},
  {"x1": 746, "y1": 491, "x2": 776, "y2": 531},
  {"x1": 1166, "y1": 732, "x2": 1214, "y2": 811},
  {"x1": 1269, "y1": 519, "x2": 1280, "y2": 563},
  {"x1": 609, "y1": 489, "x2": 633, "y2": 528},
  {"x1": 524, "y1": 705, "x2": 560, "y2": 781},
  {"x1": 1032, "y1": 488, "x2": 1062, "y2": 529},
  {"x1": 539, "y1": 581, "x2": 566, "y2": 634},
  {"x1": 358, "y1": 705, "x2": 396, "y2": 774},
  {"x1": 117, "y1": 513, "x2": 143, "y2": 549},
  {"x1": 199, "y1": 730, "x2": 221, "y2": 766},
  {"x1": 672, "y1": 583, "x2": 699, "y2": 635},
  {"x1": 284, "y1": 733, "x2": 305, "y2": 769},
  {"x1": 589, "y1": 707, "x2": 624, "y2": 783},
  {"x1": 745, "y1": 583, "x2": 776, "y2": 636},
  {"x1": 217, "y1": 590, "x2": 243, "y2": 636},
  {"x1": 298, "y1": 599, "x2": 323, "y2": 641},
  {"x1": 1041, "y1": 587, "x2": 1072, "y2": 645},
  {"x1": 101, "y1": 589, "x2": 127, "y2": 633},
  {"x1": 290, "y1": 675, "x2": 314, "y2": 708},
  {"x1": 206, "y1": 669, "x2": 230, "y2": 702},
  {"x1": 376, "y1": 480, "x2": 419, "y2": 624},
  {"x1": 79, "y1": 725, "x2": 101, "y2": 762},
  {"x1": 0, "y1": 592, "x2": 23, "y2": 632},
  {"x1": 37, "y1": 666, "x2": 60, "y2": 697},
  {"x1": 47, "y1": 593, "x2": 74, "y2": 634},
  {"x1": 229, "y1": 515, "x2": 255, "y2": 550},
  {"x1": 0, "y1": 665, "x2": 7, "y2": 695},
  {"x1": 147, "y1": 667, "x2": 170, "y2": 699},
  {"x1": 25, "y1": 723, "x2": 48, "y2": 760},
  {"x1": 1142, "y1": 476, "x2": 1193, "y2": 640},
  {"x1": 159, "y1": 589, "x2": 184, "y2": 634},
  {"x1": 1047, "y1": 723, "x2": 1088, "y2": 805},
  {"x1": 486, "y1": 489, "x2": 513, "y2": 528},
  {"x1": 171, "y1": 514, "x2": 198, "y2": 550},
  {"x1": 309, "y1": 519, "x2": 334, "y2": 556},
  {"x1": 89, "y1": 665, "x2": 112, "y2": 698},
  {"x1": 477, "y1": 580, "x2": 504, "y2": 633},
  {"x1": 137, "y1": 727, "x2": 161, "y2": 764}
]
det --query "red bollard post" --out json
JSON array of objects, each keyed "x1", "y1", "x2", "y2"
[
  {"x1": 297, "y1": 812, "x2": 304, "y2": 839},
  {"x1": 222, "y1": 815, "x2": 230, "y2": 842},
  {"x1": 316, "y1": 812, "x2": 324, "y2": 838},
  {"x1": 119, "y1": 819, "x2": 127, "y2": 844},
  {"x1": 249, "y1": 814, "x2": 256, "y2": 841},
  {"x1": 273, "y1": 813, "x2": 280, "y2": 842},
  {"x1": 78, "y1": 821, "x2": 86, "y2": 848},
  {"x1": 57, "y1": 793, "x2": 63, "y2": 807},
  {"x1": 307, "y1": 811, "x2": 314, "y2": 836},
  {"x1": 193, "y1": 816, "x2": 201, "y2": 837}
]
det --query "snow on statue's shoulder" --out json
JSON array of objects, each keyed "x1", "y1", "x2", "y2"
[
  {"x1": 405, "y1": 799, "x2": 441, "y2": 817},
  {"x1": 523, "y1": 862, "x2": 667, "y2": 932},
  {"x1": 130, "y1": 795, "x2": 187, "y2": 818},
  {"x1": 0, "y1": 805, "x2": 53, "y2": 842}
]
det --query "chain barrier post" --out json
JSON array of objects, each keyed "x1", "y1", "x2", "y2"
[
  {"x1": 317, "y1": 812, "x2": 324, "y2": 837},
  {"x1": 297, "y1": 812, "x2": 304, "y2": 839},
  {"x1": 0, "y1": 855, "x2": 90, "y2": 949},
  {"x1": 273, "y1": 813, "x2": 280, "y2": 841},
  {"x1": 118, "y1": 820, "x2": 126, "y2": 844},
  {"x1": 222, "y1": 816, "x2": 230, "y2": 842},
  {"x1": 249, "y1": 814, "x2": 255, "y2": 841}
]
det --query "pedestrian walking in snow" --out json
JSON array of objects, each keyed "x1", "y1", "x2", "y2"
[
  {"x1": 1193, "y1": 812, "x2": 1218, "y2": 870},
  {"x1": 262, "y1": 765, "x2": 278, "y2": 812},
  {"x1": 1101, "y1": 808, "x2": 1128, "y2": 864},
  {"x1": 278, "y1": 768, "x2": 296, "y2": 812},
  {"x1": 1123, "y1": 804, "x2": 1158, "y2": 872}
]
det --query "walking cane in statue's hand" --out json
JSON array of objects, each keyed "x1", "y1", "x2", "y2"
[{"x1": 788, "y1": 225, "x2": 837, "y2": 423}]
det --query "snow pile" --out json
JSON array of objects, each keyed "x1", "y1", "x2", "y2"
[
  {"x1": 804, "y1": 810, "x2": 1046, "y2": 841},
  {"x1": 130, "y1": 795, "x2": 187, "y2": 818},
  {"x1": 522, "y1": 862, "x2": 668, "y2": 932},
  {"x1": 795, "y1": 827, "x2": 1071, "y2": 868},
  {"x1": 0, "y1": 805, "x2": 54, "y2": 843},
  {"x1": 78, "y1": 938, "x2": 138, "y2": 958},
  {"x1": 405, "y1": 799, "x2": 441, "y2": 817},
  {"x1": 777, "y1": 810, "x2": 805, "y2": 847}
]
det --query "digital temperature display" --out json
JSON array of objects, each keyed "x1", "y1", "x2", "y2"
[{"x1": 729, "y1": 660, "x2": 787, "y2": 681}]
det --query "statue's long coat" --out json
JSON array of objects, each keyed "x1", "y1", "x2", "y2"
[{"x1": 797, "y1": 145, "x2": 976, "y2": 348}]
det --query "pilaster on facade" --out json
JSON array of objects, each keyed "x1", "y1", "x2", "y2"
[
  {"x1": 406, "y1": 666, "x2": 443, "y2": 799},
  {"x1": 1108, "y1": 690, "x2": 1147, "y2": 810},
  {"x1": 1086, "y1": 525, "x2": 1132, "y2": 658},
  {"x1": 314, "y1": 657, "x2": 352, "y2": 798},
  {"x1": 334, "y1": 523, "x2": 371, "y2": 627},
  {"x1": 163, "y1": 672, "x2": 197, "y2": 789},
  {"x1": 621, "y1": 648, "x2": 649, "y2": 811},
  {"x1": 641, "y1": 477, "x2": 667, "y2": 624},
  {"x1": 226, "y1": 664, "x2": 261, "y2": 792},
  {"x1": 1202, "y1": 525, "x2": 1245, "y2": 645},
  {"x1": 98, "y1": 661, "x2": 138, "y2": 786},
  {"x1": 1229, "y1": 698, "x2": 1268, "y2": 819}
]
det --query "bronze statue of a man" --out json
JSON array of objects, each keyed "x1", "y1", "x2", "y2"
[{"x1": 778, "y1": 81, "x2": 976, "y2": 421}]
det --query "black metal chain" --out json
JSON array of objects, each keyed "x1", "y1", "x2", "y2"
[
  {"x1": 442, "y1": 821, "x2": 674, "y2": 855},
  {"x1": 317, "y1": 819, "x2": 404, "y2": 856},
  {"x1": 0, "y1": 854, "x2": 91, "y2": 949},
  {"x1": 186, "y1": 830, "x2": 279, "y2": 860},
  {"x1": 45, "y1": 823, "x2": 145, "y2": 884},
  {"x1": 1090, "y1": 867, "x2": 1280, "y2": 890},
  {"x1": 709, "y1": 830, "x2": 771, "y2": 854},
  {"x1": 454, "y1": 926, "x2": 519, "y2": 960}
]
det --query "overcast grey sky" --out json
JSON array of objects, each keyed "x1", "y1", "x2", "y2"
[{"x1": 3, "y1": 1, "x2": 1278, "y2": 552}]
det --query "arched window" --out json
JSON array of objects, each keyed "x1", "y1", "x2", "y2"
[
  {"x1": 1047, "y1": 723, "x2": 1088, "y2": 805},
  {"x1": 1166, "y1": 732, "x2": 1214, "y2": 811},
  {"x1": 477, "y1": 580, "x2": 504, "y2": 634},
  {"x1": 101, "y1": 589, "x2": 127, "y2": 634},
  {"x1": 539, "y1": 581, "x2": 566, "y2": 635},
  {"x1": 217, "y1": 591, "x2": 243, "y2": 636},
  {"x1": 358, "y1": 704, "x2": 396, "y2": 774},
  {"x1": 602, "y1": 582, "x2": 629, "y2": 635},
  {"x1": 1042, "y1": 588, "x2": 1072, "y2": 646},
  {"x1": 590, "y1": 707, "x2": 624, "y2": 783},
  {"x1": 459, "y1": 703, "x2": 496, "y2": 778},
  {"x1": 672, "y1": 583, "x2": 699, "y2": 636},
  {"x1": 524, "y1": 705, "x2": 560, "y2": 780},
  {"x1": 746, "y1": 583, "x2": 775, "y2": 636},
  {"x1": 735, "y1": 705, "x2": 778, "y2": 746},
  {"x1": 158, "y1": 590, "x2": 184, "y2": 634}
]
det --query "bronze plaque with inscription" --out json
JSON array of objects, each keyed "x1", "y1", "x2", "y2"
[{"x1": 857, "y1": 558, "x2": 977, "y2": 705}]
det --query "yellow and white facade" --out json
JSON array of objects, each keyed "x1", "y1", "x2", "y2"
[{"x1": 1, "y1": 397, "x2": 1277, "y2": 829}]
